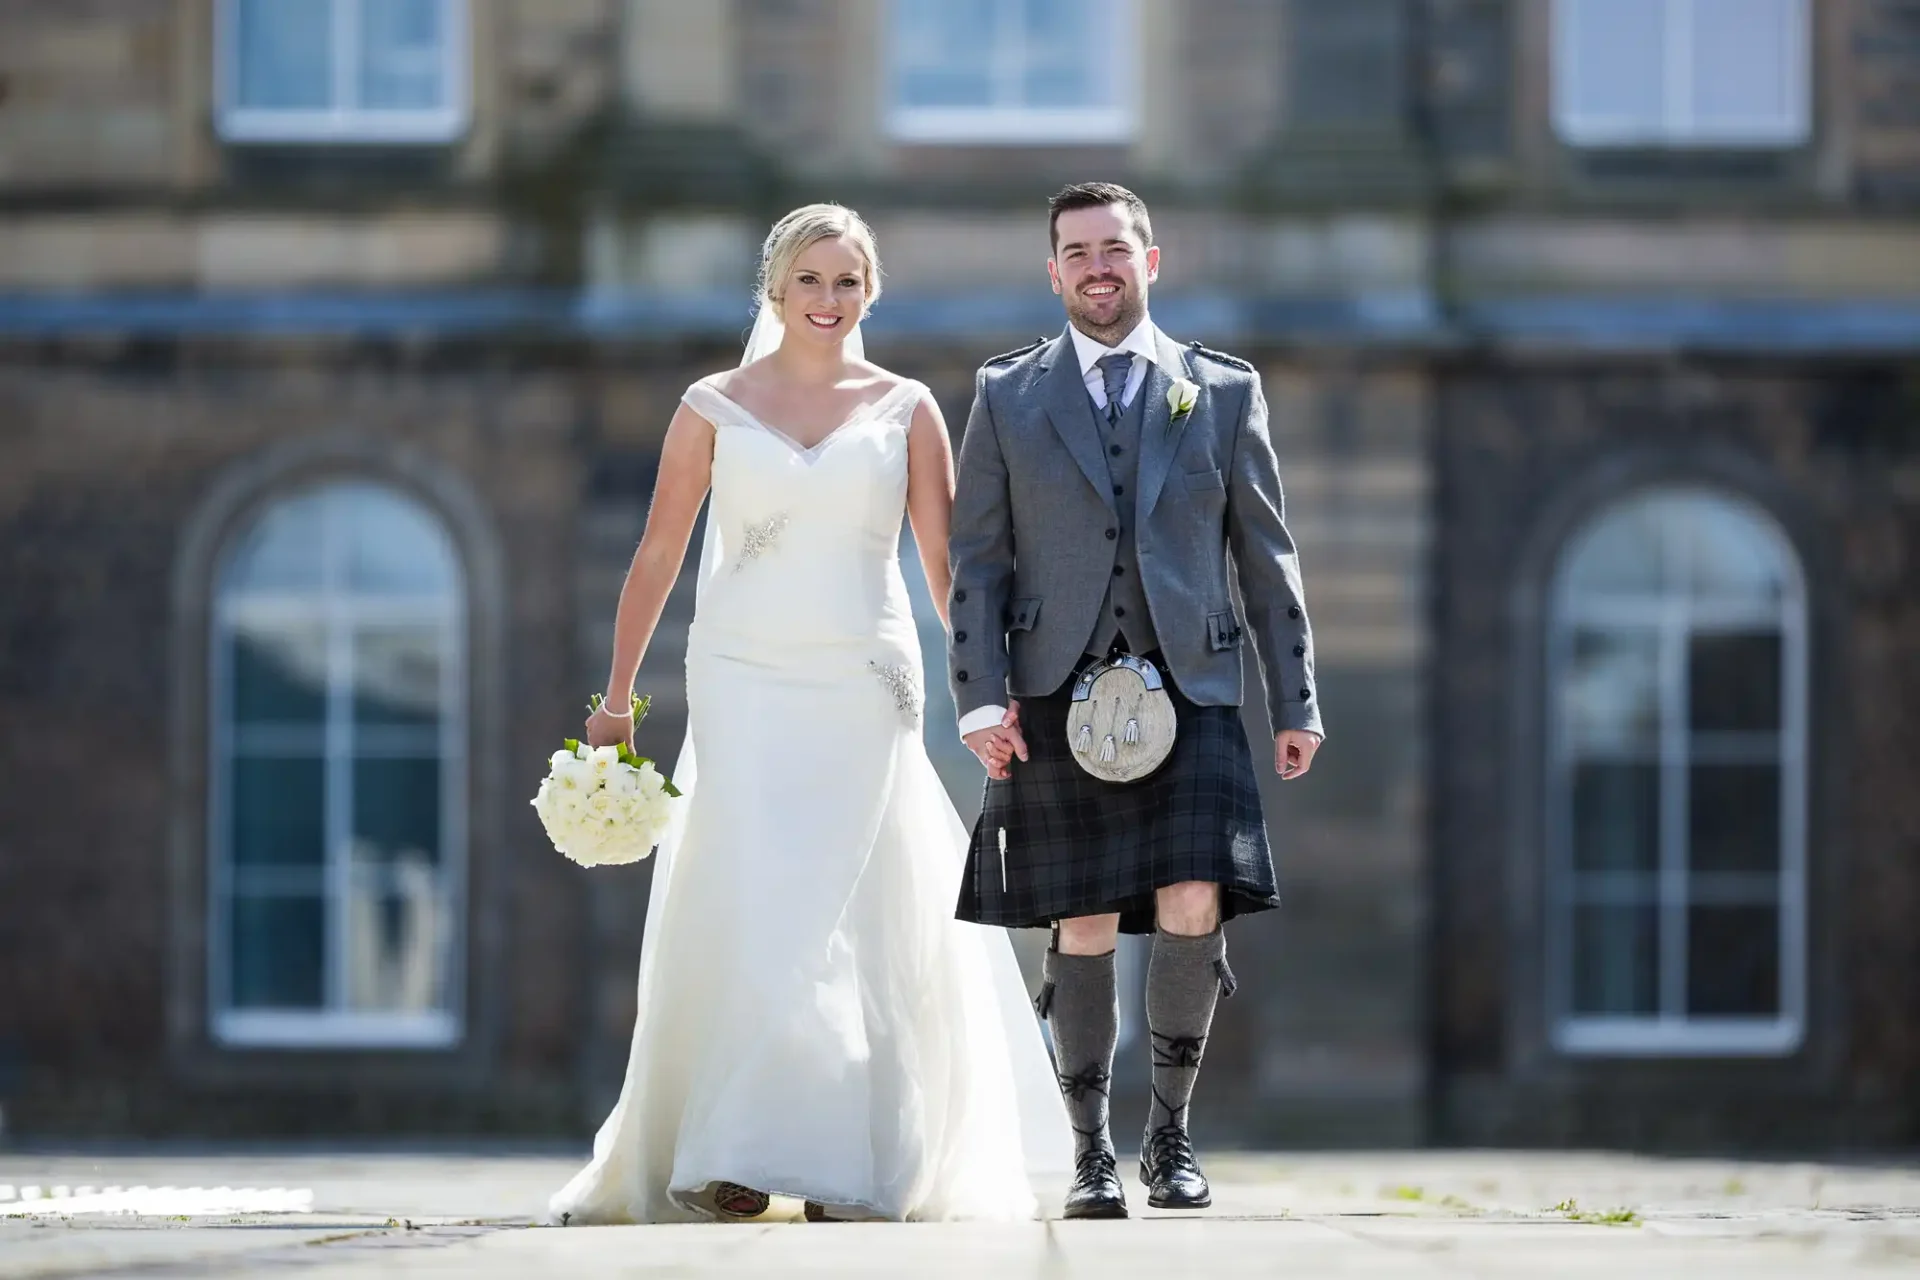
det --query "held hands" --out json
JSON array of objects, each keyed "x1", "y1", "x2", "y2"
[
  {"x1": 962, "y1": 701, "x2": 1026, "y2": 780},
  {"x1": 1276, "y1": 729, "x2": 1320, "y2": 780}
]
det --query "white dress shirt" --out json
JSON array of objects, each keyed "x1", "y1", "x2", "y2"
[{"x1": 954, "y1": 319, "x2": 1158, "y2": 740}]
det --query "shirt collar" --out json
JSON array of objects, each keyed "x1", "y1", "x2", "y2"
[{"x1": 1068, "y1": 315, "x2": 1157, "y2": 377}]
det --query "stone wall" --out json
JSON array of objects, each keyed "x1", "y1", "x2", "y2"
[{"x1": 1430, "y1": 356, "x2": 1920, "y2": 1149}]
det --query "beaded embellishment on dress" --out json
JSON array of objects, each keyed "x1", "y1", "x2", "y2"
[
  {"x1": 734, "y1": 512, "x2": 789, "y2": 572},
  {"x1": 867, "y1": 660, "x2": 922, "y2": 723}
]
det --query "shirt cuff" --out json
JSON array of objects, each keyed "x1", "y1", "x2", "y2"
[{"x1": 956, "y1": 705, "x2": 1009, "y2": 738}]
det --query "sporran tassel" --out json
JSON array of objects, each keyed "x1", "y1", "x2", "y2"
[
  {"x1": 1100, "y1": 735, "x2": 1117, "y2": 763},
  {"x1": 1074, "y1": 725, "x2": 1093, "y2": 754},
  {"x1": 1124, "y1": 718, "x2": 1140, "y2": 745}
]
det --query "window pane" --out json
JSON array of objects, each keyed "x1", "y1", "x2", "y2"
[
  {"x1": 1681, "y1": 496, "x2": 1790, "y2": 601},
  {"x1": 231, "y1": 755, "x2": 325, "y2": 867},
  {"x1": 353, "y1": 756, "x2": 442, "y2": 866},
  {"x1": 1019, "y1": 0, "x2": 1103, "y2": 110},
  {"x1": 1564, "y1": 628, "x2": 1660, "y2": 752},
  {"x1": 894, "y1": 0, "x2": 997, "y2": 109},
  {"x1": 1572, "y1": 762, "x2": 1659, "y2": 873},
  {"x1": 352, "y1": 626, "x2": 445, "y2": 729},
  {"x1": 344, "y1": 867, "x2": 450, "y2": 1012},
  {"x1": 230, "y1": 893, "x2": 325, "y2": 1008},
  {"x1": 1561, "y1": 497, "x2": 1670, "y2": 595},
  {"x1": 1689, "y1": 631, "x2": 1781, "y2": 733},
  {"x1": 358, "y1": 0, "x2": 448, "y2": 110},
  {"x1": 231, "y1": 623, "x2": 328, "y2": 725},
  {"x1": 233, "y1": 0, "x2": 335, "y2": 111},
  {"x1": 224, "y1": 491, "x2": 326, "y2": 592},
  {"x1": 1687, "y1": 904, "x2": 1780, "y2": 1015},
  {"x1": 1689, "y1": 763, "x2": 1781, "y2": 874},
  {"x1": 1689, "y1": 0, "x2": 1803, "y2": 141},
  {"x1": 341, "y1": 487, "x2": 457, "y2": 596},
  {"x1": 1571, "y1": 903, "x2": 1658, "y2": 1015},
  {"x1": 1557, "y1": 0, "x2": 1667, "y2": 141}
]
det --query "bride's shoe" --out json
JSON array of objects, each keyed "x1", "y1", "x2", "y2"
[{"x1": 712, "y1": 1182, "x2": 770, "y2": 1219}]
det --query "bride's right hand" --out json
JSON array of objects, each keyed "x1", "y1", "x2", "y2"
[{"x1": 585, "y1": 705, "x2": 635, "y2": 750}]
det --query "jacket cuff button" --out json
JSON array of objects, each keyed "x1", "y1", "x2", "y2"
[
  {"x1": 955, "y1": 631, "x2": 968, "y2": 643},
  {"x1": 1288, "y1": 605, "x2": 1302, "y2": 619},
  {"x1": 1293, "y1": 643, "x2": 1305, "y2": 657},
  {"x1": 955, "y1": 589, "x2": 968, "y2": 603},
  {"x1": 1299, "y1": 687, "x2": 1311, "y2": 700},
  {"x1": 956, "y1": 671, "x2": 970, "y2": 683}
]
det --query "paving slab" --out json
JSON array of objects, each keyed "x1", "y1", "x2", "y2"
[{"x1": 0, "y1": 1148, "x2": 1915, "y2": 1278}]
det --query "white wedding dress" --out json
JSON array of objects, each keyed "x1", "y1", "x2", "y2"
[{"x1": 548, "y1": 373, "x2": 1070, "y2": 1225}]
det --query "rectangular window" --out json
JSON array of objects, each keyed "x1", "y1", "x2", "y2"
[
  {"x1": 887, "y1": 0, "x2": 1137, "y2": 144},
  {"x1": 217, "y1": 0, "x2": 469, "y2": 144},
  {"x1": 1552, "y1": 0, "x2": 1808, "y2": 148}
]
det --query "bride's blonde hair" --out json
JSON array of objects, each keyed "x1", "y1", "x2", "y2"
[{"x1": 757, "y1": 203, "x2": 883, "y2": 318}]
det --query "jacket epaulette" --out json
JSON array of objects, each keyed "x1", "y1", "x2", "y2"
[
  {"x1": 1186, "y1": 341, "x2": 1254, "y2": 372},
  {"x1": 983, "y1": 338, "x2": 1049, "y2": 367}
]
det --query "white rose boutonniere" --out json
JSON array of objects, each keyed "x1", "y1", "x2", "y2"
[{"x1": 1167, "y1": 376, "x2": 1199, "y2": 424}]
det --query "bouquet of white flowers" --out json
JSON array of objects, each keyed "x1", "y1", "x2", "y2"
[{"x1": 531, "y1": 695, "x2": 682, "y2": 867}]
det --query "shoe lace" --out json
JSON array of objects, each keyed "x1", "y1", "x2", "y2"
[
  {"x1": 1074, "y1": 1144, "x2": 1119, "y2": 1182},
  {"x1": 1145, "y1": 1124, "x2": 1195, "y2": 1171}
]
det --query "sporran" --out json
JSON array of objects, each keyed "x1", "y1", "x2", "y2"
[{"x1": 1064, "y1": 653, "x2": 1178, "y2": 784}]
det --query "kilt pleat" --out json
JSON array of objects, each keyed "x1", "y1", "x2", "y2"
[{"x1": 956, "y1": 675, "x2": 1278, "y2": 934}]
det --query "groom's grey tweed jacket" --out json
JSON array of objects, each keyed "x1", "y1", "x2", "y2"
[{"x1": 947, "y1": 325, "x2": 1323, "y2": 739}]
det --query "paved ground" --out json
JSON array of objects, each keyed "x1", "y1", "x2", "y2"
[{"x1": 2, "y1": 1148, "x2": 1917, "y2": 1277}]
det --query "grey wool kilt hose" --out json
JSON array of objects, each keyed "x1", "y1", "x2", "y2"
[{"x1": 955, "y1": 667, "x2": 1280, "y2": 935}]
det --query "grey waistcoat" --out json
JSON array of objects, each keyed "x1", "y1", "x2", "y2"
[{"x1": 1082, "y1": 384, "x2": 1159, "y2": 658}]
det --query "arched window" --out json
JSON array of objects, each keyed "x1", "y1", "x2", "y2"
[
  {"x1": 1547, "y1": 488, "x2": 1806, "y2": 1055},
  {"x1": 210, "y1": 481, "x2": 465, "y2": 1048}
]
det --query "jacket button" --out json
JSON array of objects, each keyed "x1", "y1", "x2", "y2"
[
  {"x1": 1113, "y1": 565, "x2": 1124, "y2": 577},
  {"x1": 955, "y1": 589, "x2": 968, "y2": 604},
  {"x1": 1293, "y1": 643, "x2": 1305, "y2": 657},
  {"x1": 955, "y1": 631, "x2": 968, "y2": 643},
  {"x1": 957, "y1": 671, "x2": 970, "y2": 683},
  {"x1": 1105, "y1": 528, "x2": 1117, "y2": 540},
  {"x1": 1299, "y1": 687, "x2": 1311, "y2": 700},
  {"x1": 1113, "y1": 482, "x2": 1125, "y2": 496},
  {"x1": 1288, "y1": 605, "x2": 1301, "y2": 619},
  {"x1": 1110, "y1": 444, "x2": 1123, "y2": 457},
  {"x1": 1114, "y1": 606, "x2": 1126, "y2": 619}
]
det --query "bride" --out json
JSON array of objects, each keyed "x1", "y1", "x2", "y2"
[{"x1": 548, "y1": 204, "x2": 1069, "y2": 1224}]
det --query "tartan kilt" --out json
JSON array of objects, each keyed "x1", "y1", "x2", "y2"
[{"x1": 955, "y1": 669, "x2": 1279, "y2": 934}]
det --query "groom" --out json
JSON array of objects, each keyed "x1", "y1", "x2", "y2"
[{"x1": 947, "y1": 183, "x2": 1323, "y2": 1219}]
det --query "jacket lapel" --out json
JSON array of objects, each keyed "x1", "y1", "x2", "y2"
[
  {"x1": 1039, "y1": 329, "x2": 1119, "y2": 516},
  {"x1": 1135, "y1": 327, "x2": 1195, "y2": 523}
]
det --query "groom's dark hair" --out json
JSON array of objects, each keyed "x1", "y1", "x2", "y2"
[{"x1": 1048, "y1": 182, "x2": 1154, "y2": 253}]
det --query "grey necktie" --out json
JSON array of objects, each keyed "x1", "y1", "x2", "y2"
[{"x1": 1095, "y1": 352, "x2": 1134, "y2": 426}]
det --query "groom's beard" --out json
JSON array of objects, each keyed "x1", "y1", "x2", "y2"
[{"x1": 1065, "y1": 280, "x2": 1147, "y2": 347}]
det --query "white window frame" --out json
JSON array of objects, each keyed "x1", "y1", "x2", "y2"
[
  {"x1": 208, "y1": 482, "x2": 468, "y2": 1050},
  {"x1": 1545, "y1": 488, "x2": 1808, "y2": 1058},
  {"x1": 215, "y1": 0, "x2": 470, "y2": 144},
  {"x1": 1552, "y1": 0, "x2": 1810, "y2": 148},
  {"x1": 886, "y1": 0, "x2": 1139, "y2": 145}
]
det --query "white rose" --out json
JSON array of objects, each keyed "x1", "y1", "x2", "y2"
[
  {"x1": 586, "y1": 744, "x2": 621, "y2": 780},
  {"x1": 606, "y1": 766, "x2": 641, "y2": 797}
]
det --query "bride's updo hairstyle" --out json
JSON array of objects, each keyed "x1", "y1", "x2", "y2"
[{"x1": 757, "y1": 203, "x2": 884, "y2": 319}]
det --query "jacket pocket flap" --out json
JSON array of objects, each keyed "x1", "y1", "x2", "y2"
[
  {"x1": 1184, "y1": 468, "x2": 1226, "y2": 492},
  {"x1": 1206, "y1": 610, "x2": 1243, "y2": 650},
  {"x1": 1006, "y1": 596, "x2": 1043, "y2": 632}
]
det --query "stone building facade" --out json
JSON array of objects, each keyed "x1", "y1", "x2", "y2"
[{"x1": 0, "y1": 0, "x2": 1914, "y2": 1149}]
